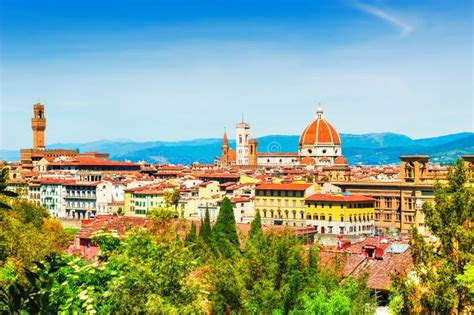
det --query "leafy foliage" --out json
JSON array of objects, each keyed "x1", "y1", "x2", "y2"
[
  {"x1": 391, "y1": 158, "x2": 474, "y2": 314},
  {"x1": 208, "y1": 231, "x2": 374, "y2": 314},
  {"x1": 0, "y1": 198, "x2": 70, "y2": 269},
  {"x1": 164, "y1": 189, "x2": 180, "y2": 210},
  {"x1": 0, "y1": 166, "x2": 18, "y2": 210}
]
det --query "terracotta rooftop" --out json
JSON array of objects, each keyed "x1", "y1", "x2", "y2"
[
  {"x1": 306, "y1": 193, "x2": 375, "y2": 202},
  {"x1": 256, "y1": 183, "x2": 312, "y2": 191}
]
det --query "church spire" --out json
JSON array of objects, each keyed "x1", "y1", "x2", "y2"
[{"x1": 222, "y1": 128, "x2": 228, "y2": 146}]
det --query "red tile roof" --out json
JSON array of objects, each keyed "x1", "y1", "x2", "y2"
[
  {"x1": 47, "y1": 157, "x2": 138, "y2": 167},
  {"x1": 256, "y1": 183, "x2": 312, "y2": 191},
  {"x1": 306, "y1": 193, "x2": 375, "y2": 202}
]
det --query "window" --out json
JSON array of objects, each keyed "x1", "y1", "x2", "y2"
[
  {"x1": 313, "y1": 213, "x2": 318, "y2": 220},
  {"x1": 340, "y1": 215, "x2": 344, "y2": 222},
  {"x1": 306, "y1": 213, "x2": 312, "y2": 220}
]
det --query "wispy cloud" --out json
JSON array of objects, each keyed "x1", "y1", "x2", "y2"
[{"x1": 353, "y1": 1, "x2": 413, "y2": 37}]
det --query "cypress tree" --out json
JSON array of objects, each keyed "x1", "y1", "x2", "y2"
[
  {"x1": 199, "y1": 206, "x2": 212, "y2": 243},
  {"x1": 249, "y1": 210, "x2": 262, "y2": 239},
  {"x1": 212, "y1": 197, "x2": 240, "y2": 255},
  {"x1": 185, "y1": 221, "x2": 197, "y2": 246}
]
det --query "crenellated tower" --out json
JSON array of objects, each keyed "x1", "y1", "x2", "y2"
[{"x1": 32, "y1": 99, "x2": 46, "y2": 150}]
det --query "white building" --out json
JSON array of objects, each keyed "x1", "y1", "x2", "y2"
[
  {"x1": 257, "y1": 153, "x2": 299, "y2": 167},
  {"x1": 39, "y1": 180, "x2": 68, "y2": 218},
  {"x1": 236, "y1": 121, "x2": 251, "y2": 165}
]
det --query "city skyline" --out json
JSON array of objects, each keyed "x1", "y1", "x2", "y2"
[{"x1": 1, "y1": 0, "x2": 473, "y2": 150}]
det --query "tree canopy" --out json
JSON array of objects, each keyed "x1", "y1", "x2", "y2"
[{"x1": 390, "y1": 158, "x2": 474, "y2": 314}]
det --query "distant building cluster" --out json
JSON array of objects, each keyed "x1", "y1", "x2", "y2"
[
  {"x1": 217, "y1": 103, "x2": 348, "y2": 169},
  {"x1": 6, "y1": 100, "x2": 474, "y2": 239}
]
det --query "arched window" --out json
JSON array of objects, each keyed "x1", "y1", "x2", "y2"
[
  {"x1": 300, "y1": 211, "x2": 304, "y2": 219},
  {"x1": 313, "y1": 213, "x2": 318, "y2": 220},
  {"x1": 306, "y1": 213, "x2": 312, "y2": 220}
]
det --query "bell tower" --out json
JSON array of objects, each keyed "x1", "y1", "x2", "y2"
[
  {"x1": 221, "y1": 128, "x2": 229, "y2": 166},
  {"x1": 32, "y1": 99, "x2": 46, "y2": 150}
]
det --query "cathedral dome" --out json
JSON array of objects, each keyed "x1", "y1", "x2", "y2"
[
  {"x1": 299, "y1": 105, "x2": 340, "y2": 146},
  {"x1": 334, "y1": 156, "x2": 348, "y2": 165}
]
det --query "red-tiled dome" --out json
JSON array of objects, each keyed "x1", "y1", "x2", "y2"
[
  {"x1": 301, "y1": 156, "x2": 316, "y2": 165},
  {"x1": 334, "y1": 156, "x2": 348, "y2": 165},
  {"x1": 299, "y1": 106, "x2": 340, "y2": 146}
]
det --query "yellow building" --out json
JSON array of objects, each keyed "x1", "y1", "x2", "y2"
[
  {"x1": 256, "y1": 183, "x2": 315, "y2": 227},
  {"x1": 198, "y1": 181, "x2": 221, "y2": 199},
  {"x1": 334, "y1": 155, "x2": 474, "y2": 235},
  {"x1": 124, "y1": 186, "x2": 166, "y2": 216},
  {"x1": 304, "y1": 193, "x2": 375, "y2": 235}
]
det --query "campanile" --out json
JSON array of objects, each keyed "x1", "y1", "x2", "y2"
[{"x1": 32, "y1": 99, "x2": 46, "y2": 149}]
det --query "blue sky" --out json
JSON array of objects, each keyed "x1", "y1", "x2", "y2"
[{"x1": 1, "y1": 0, "x2": 472, "y2": 149}]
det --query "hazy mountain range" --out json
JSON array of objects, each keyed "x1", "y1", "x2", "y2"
[{"x1": 1, "y1": 132, "x2": 472, "y2": 165}]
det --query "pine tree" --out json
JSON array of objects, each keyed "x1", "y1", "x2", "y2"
[
  {"x1": 212, "y1": 197, "x2": 239, "y2": 256},
  {"x1": 198, "y1": 206, "x2": 211, "y2": 243},
  {"x1": 248, "y1": 210, "x2": 262, "y2": 240},
  {"x1": 185, "y1": 221, "x2": 197, "y2": 246},
  {"x1": 391, "y1": 158, "x2": 474, "y2": 314}
]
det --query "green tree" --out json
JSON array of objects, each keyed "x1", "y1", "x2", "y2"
[
  {"x1": 92, "y1": 229, "x2": 122, "y2": 262},
  {"x1": 105, "y1": 228, "x2": 202, "y2": 313},
  {"x1": 391, "y1": 158, "x2": 474, "y2": 314},
  {"x1": 212, "y1": 197, "x2": 239, "y2": 257},
  {"x1": 248, "y1": 210, "x2": 262, "y2": 240},
  {"x1": 0, "y1": 166, "x2": 18, "y2": 210},
  {"x1": 164, "y1": 189, "x2": 180, "y2": 211},
  {"x1": 185, "y1": 221, "x2": 197, "y2": 246},
  {"x1": 199, "y1": 206, "x2": 212, "y2": 243},
  {"x1": 0, "y1": 198, "x2": 69, "y2": 268}
]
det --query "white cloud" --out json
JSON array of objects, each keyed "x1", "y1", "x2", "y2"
[{"x1": 353, "y1": 1, "x2": 413, "y2": 37}]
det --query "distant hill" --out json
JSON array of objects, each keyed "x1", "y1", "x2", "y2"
[{"x1": 2, "y1": 132, "x2": 472, "y2": 165}]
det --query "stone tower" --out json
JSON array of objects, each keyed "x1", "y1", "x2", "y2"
[
  {"x1": 221, "y1": 129, "x2": 229, "y2": 166},
  {"x1": 32, "y1": 99, "x2": 46, "y2": 150},
  {"x1": 236, "y1": 120, "x2": 250, "y2": 165},
  {"x1": 400, "y1": 155, "x2": 429, "y2": 184},
  {"x1": 248, "y1": 139, "x2": 258, "y2": 166}
]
